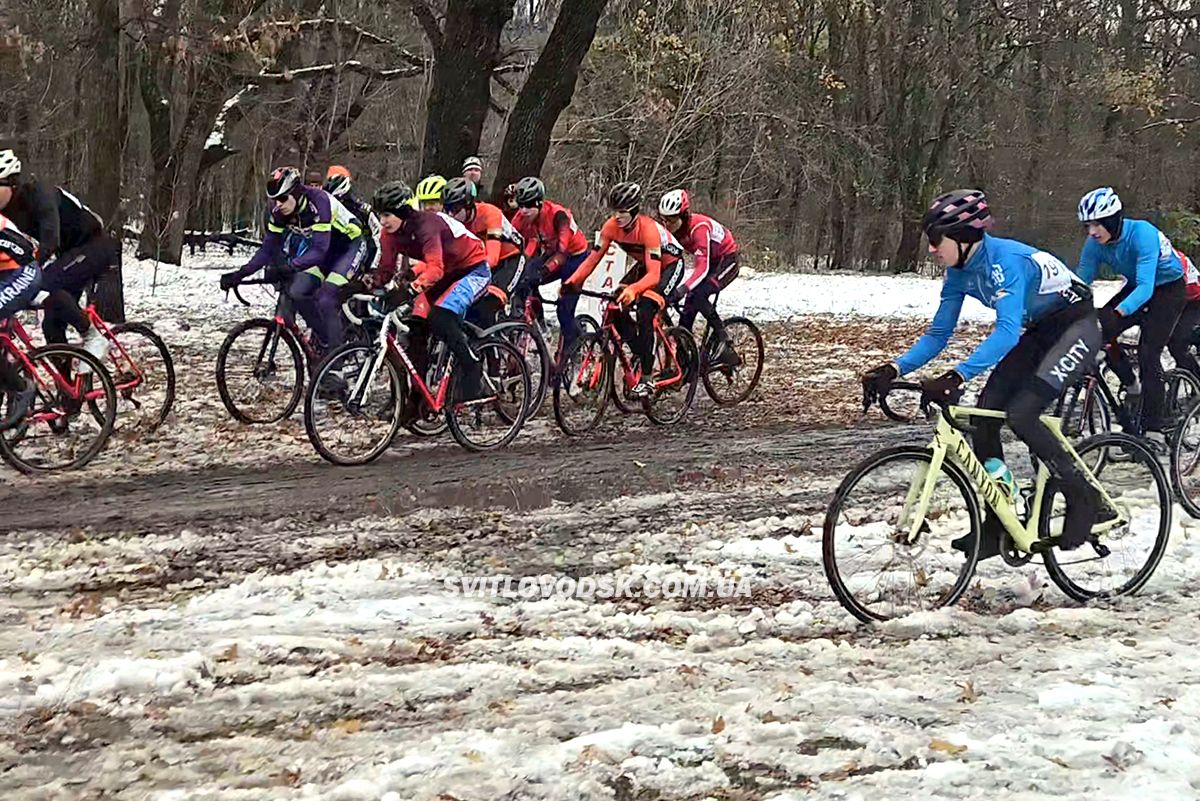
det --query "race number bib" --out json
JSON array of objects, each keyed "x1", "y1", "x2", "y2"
[
  {"x1": 1159, "y1": 231, "x2": 1175, "y2": 259},
  {"x1": 1031, "y1": 251, "x2": 1074, "y2": 294}
]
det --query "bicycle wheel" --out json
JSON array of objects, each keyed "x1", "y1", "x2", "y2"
[
  {"x1": 1166, "y1": 368, "x2": 1200, "y2": 422},
  {"x1": 0, "y1": 345, "x2": 117, "y2": 474},
  {"x1": 644, "y1": 326, "x2": 699, "y2": 425},
  {"x1": 823, "y1": 446, "x2": 981, "y2": 623},
  {"x1": 553, "y1": 332, "x2": 612, "y2": 436},
  {"x1": 102, "y1": 322, "x2": 176, "y2": 434},
  {"x1": 1171, "y1": 397, "x2": 1200, "y2": 519},
  {"x1": 216, "y1": 318, "x2": 304, "y2": 424},
  {"x1": 702, "y1": 317, "x2": 765, "y2": 406},
  {"x1": 304, "y1": 342, "x2": 404, "y2": 466},
  {"x1": 1053, "y1": 377, "x2": 1113, "y2": 475},
  {"x1": 1041, "y1": 433, "x2": 1171, "y2": 601},
  {"x1": 576, "y1": 314, "x2": 601, "y2": 336},
  {"x1": 446, "y1": 339, "x2": 530, "y2": 451},
  {"x1": 484, "y1": 321, "x2": 550, "y2": 419}
]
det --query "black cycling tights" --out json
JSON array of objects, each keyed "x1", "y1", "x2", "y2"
[
  {"x1": 613, "y1": 298, "x2": 659, "y2": 375},
  {"x1": 1103, "y1": 278, "x2": 1186, "y2": 432}
]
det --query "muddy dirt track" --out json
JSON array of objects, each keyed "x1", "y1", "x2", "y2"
[{"x1": 1, "y1": 421, "x2": 912, "y2": 535}]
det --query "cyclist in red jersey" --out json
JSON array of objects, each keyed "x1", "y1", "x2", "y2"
[
  {"x1": 564, "y1": 182, "x2": 686, "y2": 397},
  {"x1": 658, "y1": 189, "x2": 740, "y2": 366},
  {"x1": 443, "y1": 178, "x2": 526, "y2": 328},
  {"x1": 371, "y1": 181, "x2": 492, "y2": 401},
  {"x1": 1168, "y1": 250, "x2": 1200, "y2": 378},
  {"x1": 512, "y1": 177, "x2": 591, "y2": 352}
]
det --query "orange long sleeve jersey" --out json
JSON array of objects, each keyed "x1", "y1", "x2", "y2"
[{"x1": 568, "y1": 215, "x2": 684, "y2": 296}]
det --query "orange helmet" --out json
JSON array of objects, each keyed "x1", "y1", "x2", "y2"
[{"x1": 326, "y1": 164, "x2": 352, "y2": 180}]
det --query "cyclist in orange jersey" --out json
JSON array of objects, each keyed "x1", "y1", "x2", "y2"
[{"x1": 563, "y1": 182, "x2": 685, "y2": 397}]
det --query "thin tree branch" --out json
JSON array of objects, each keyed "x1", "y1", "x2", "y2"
[{"x1": 247, "y1": 60, "x2": 424, "y2": 82}]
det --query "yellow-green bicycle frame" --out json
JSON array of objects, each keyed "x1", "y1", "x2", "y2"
[{"x1": 899, "y1": 406, "x2": 1127, "y2": 553}]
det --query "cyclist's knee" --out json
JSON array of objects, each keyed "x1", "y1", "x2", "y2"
[{"x1": 1006, "y1": 386, "x2": 1053, "y2": 443}]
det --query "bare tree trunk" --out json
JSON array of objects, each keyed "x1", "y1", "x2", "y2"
[
  {"x1": 420, "y1": 0, "x2": 515, "y2": 175},
  {"x1": 491, "y1": 0, "x2": 608, "y2": 196},
  {"x1": 88, "y1": 0, "x2": 125, "y2": 320}
]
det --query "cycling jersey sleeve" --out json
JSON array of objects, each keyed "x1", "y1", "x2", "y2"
[
  {"x1": 1075, "y1": 237, "x2": 1101, "y2": 286},
  {"x1": 479, "y1": 206, "x2": 502, "y2": 268},
  {"x1": 955, "y1": 266, "x2": 1027, "y2": 380},
  {"x1": 682, "y1": 220, "x2": 712, "y2": 291},
  {"x1": 291, "y1": 194, "x2": 332, "y2": 270},
  {"x1": 412, "y1": 219, "x2": 445, "y2": 292},
  {"x1": 895, "y1": 273, "x2": 966, "y2": 376},
  {"x1": 627, "y1": 221, "x2": 663, "y2": 295},
  {"x1": 567, "y1": 229, "x2": 612, "y2": 287},
  {"x1": 376, "y1": 231, "x2": 400, "y2": 285},
  {"x1": 32, "y1": 183, "x2": 61, "y2": 257},
  {"x1": 546, "y1": 210, "x2": 574, "y2": 271},
  {"x1": 1115, "y1": 224, "x2": 1161, "y2": 317},
  {"x1": 241, "y1": 215, "x2": 284, "y2": 276}
]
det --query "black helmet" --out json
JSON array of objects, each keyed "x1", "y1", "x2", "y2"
[
  {"x1": 443, "y1": 177, "x2": 477, "y2": 213},
  {"x1": 324, "y1": 173, "x2": 352, "y2": 198},
  {"x1": 923, "y1": 189, "x2": 991, "y2": 245},
  {"x1": 608, "y1": 181, "x2": 642, "y2": 214},
  {"x1": 515, "y1": 177, "x2": 545, "y2": 208},
  {"x1": 373, "y1": 181, "x2": 416, "y2": 216},
  {"x1": 266, "y1": 167, "x2": 301, "y2": 199}
]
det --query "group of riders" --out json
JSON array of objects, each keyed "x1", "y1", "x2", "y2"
[
  {"x1": 0, "y1": 147, "x2": 1195, "y2": 552},
  {"x1": 862, "y1": 186, "x2": 1200, "y2": 562}
]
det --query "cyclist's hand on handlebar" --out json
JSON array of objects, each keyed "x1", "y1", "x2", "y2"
[
  {"x1": 219, "y1": 270, "x2": 242, "y2": 292},
  {"x1": 920, "y1": 369, "x2": 964, "y2": 407},
  {"x1": 616, "y1": 285, "x2": 638, "y2": 307},
  {"x1": 667, "y1": 285, "x2": 686, "y2": 306},
  {"x1": 384, "y1": 282, "x2": 415, "y2": 308},
  {"x1": 559, "y1": 278, "x2": 581, "y2": 295},
  {"x1": 861, "y1": 362, "x2": 898, "y2": 410},
  {"x1": 337, "y1": 277, "x2": 369, "y2": 304}
]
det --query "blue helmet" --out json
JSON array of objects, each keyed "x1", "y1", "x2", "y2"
[{"x1": 1078, "y1": 187, "x2": 1123, "y2": 223}]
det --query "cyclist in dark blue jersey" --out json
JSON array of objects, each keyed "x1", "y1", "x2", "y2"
[{"x1": 863, "y1": 189, "x2": 1108, "y2": 558}]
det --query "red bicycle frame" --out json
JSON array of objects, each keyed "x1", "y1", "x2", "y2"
[{"x1": 0, "y1": 317, "x2": 102, "y2": 423}]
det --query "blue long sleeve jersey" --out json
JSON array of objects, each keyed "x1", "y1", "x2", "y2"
[
  {"x1": 896, "y1": 234, "x2": 1085, "y2": 381},
  {"x1": 1075, "y1": 218, "x2": 1183, "y2": 317}
]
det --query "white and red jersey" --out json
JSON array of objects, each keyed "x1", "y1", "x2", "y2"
[
  {"x1": 1178, "y1": 249, "x2": 1200, "y2": 302},
  {"x1": 676, "y1": 212, "x2": 738, "y2": 291}
]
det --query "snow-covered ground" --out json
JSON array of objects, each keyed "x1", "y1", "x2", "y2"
[{"x1": 0, "y1": 251, "x2": 1179, "y2": 800}]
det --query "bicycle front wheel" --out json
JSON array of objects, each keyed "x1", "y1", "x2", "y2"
[
  {"x1": 643, "y1": 326, "x2": 699, "y2": 425},
  {"x1": 1173, "y1": 397, "x2": 1200, "y2": 519},
  {"x1": 0, "y1": 345, "x2": 117, "y2": 474},
  {"x1": 216, "y1": 318, "x2": 304, "y2": 424},
  {"x1": 553, "y1": 332, "x2": 612, "y2": 436},
  {"x1": 484, "y1": 321, "x2": 550, "y2": 419},
  {"x1": 823, "y1": 446, "x2": 981, "y2": 623},
  {"x1": 304, "y1": 343, "x2": 404, "y2": 466},
  {"x1": 1041, "y1": 433, "x2": 1171, "y2": 601},
  {"x1": 702, "y1": 316, "x2": 765, "y2": 406},
  {"x1": 1166, "y1": 368, "x2": 1200, "y2": 422}
]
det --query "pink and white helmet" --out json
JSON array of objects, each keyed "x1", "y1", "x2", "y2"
[{"x1": 658, "y1": 189, "x2": 690, "y2": 216}]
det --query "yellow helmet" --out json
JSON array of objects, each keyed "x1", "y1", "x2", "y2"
[{"x1": 415, "y1": 174, "x2": 447, "y2": 203}]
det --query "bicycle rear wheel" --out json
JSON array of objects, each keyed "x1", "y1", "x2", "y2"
[
  {"x1": 216, "y1": 318, "x2": 304, "y2": 423},
  {"x1": 447, "y1": 339, "x2": 530, "y2": 451},
  {"x1": 103, "y1": 322, "x2": 176, "y2": 434},
  {"x1": 1041, "y1": 433, "x2": 1171, "y2": 601},
  {"x1": 823, "y1": 446, "x2": 981, "y2": 623},
  {"x1": 304, "y1": 343, "x2": 404, "y2": 466},
  {"x1": 0, "y1": 345, "x2": 117, "y2": 474},
  {"x1": 484, "y1": 321, "x2": 550, "y2": 419},
  {"x1": 1166, "y1": 368, "x2": 1200, "y2": 423},
  {"x1": 702, "y1": 317, "x2": 765, "y2": 406},
  {"x1": 1171, "y1": 397, "x2": 1200, "y2": 519},
  {"x1": 553, "y1": 332, "x2": 612, "y2": 436},
  {"x1": 643, "y1": 326, "x2": 699, "y2": 425}
]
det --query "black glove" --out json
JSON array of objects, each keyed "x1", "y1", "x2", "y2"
[
  {"x1": 219, "y1": 270, "x2": 243, "y2": 292},
  {"x1": 920, "y1": 369, "x2": 964, "y2": 406},
  {"x1": 1098, "y1": 306, "x2": 1123, "y2": 338},
  {"x1": 337, "y1": 278, "x2": 368, "y2": 304},
  {"x1": 384, "y1": 283, "x2": 415, "y2": 309},
  {"x1": 262, "y1": 264, "x2": 292, "y2": 285},
  {"x1": 559, "y1": 279, "x2": 581, "y2": 295},
  {"x1": 861, "y1": 363, "x2": 898, "y2": 409},
  {"x1": 667, "y1": 285, "x2": 687, "y2": 306}
]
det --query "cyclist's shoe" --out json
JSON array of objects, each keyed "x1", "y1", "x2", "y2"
[
  {"x1": 951, "y1": 512, "x2": 1002, "y2": 561},
  {"x1": 710, "y1": 338, "x2": 741, "y2": 369},
  {"x1": 454, "y1": 360, "x2": 487, "y2": 403},
  {"x1": 0, "y1": 376, "x2": 36, "y2": 430},
  {"x1": 1055, "y1": 468, "x2": 1109, "y2": 551},
  {"x1": 316, "y1": 372, "x2": 348, "y2": 400},
  {"x1": 77, "y1": 327, "x2": 110, "y2": 375},
  {"x1": 1144, "y1": 429, "x2": 1169, "y2": 456},
  {"x1": 631, "y1": 377, "x2": 655, "y2": 398}
]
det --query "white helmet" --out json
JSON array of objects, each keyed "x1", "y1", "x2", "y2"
[
  {"x1": 658, "y1": 189, "x2": 689, "y2": 216},
  {"x1": 1078, "y1": 187, "x2": 1122, "y2": 222},
  {"x1": 0, "y1": 150, "x2": 22, "y2": 181}
]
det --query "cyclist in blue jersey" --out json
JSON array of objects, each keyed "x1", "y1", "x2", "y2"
[
  {"x1": 1075, "y1": 187, "x2": 1186, "y2": 440},
  {"x1": 862, "y1": 189, "x2": 1108, "y2": 558}
]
